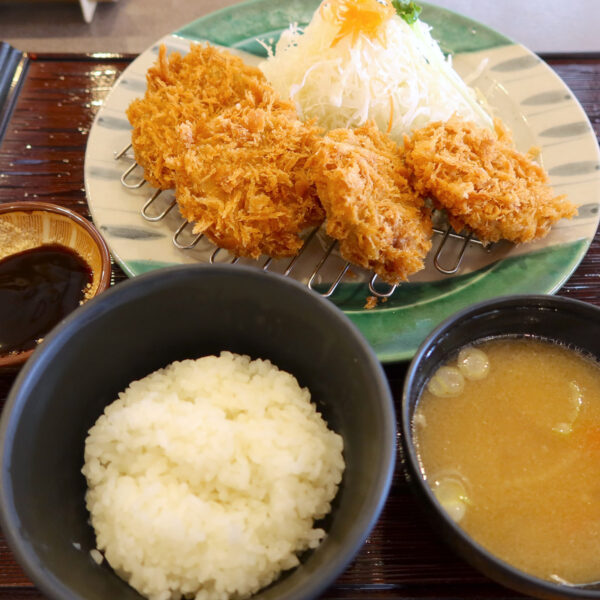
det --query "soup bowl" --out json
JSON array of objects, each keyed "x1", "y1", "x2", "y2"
[
  {"x1": 402, "y1": 294, "x2": 600, "y2": 600},
  {"x1": 0, "y1": 264, "x2": 396, "y2": 600}
]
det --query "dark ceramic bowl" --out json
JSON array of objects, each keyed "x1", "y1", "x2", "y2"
[
  {"x1": 0, "y1": 264, "x2": 395, "y2": 600},
  {"x1": 402, "y1": 294, "x2": 600, "y2": 600}
]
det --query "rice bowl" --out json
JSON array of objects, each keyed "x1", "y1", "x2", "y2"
[{"x1": 0, "y1": 263, "x2": 395, "y2": 600}]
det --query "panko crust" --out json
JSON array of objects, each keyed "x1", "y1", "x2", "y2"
[
  {"x1": 308, "y1": 122, "x2": 432, "y2": 284},
  {"x1": 403, "y1": 115, "x2": 578, "y2": 244},
  {"x1": 174, "y1": 102, "x2": 325, "y2": 259},
  {"x1": 126, "y1": 43, "x2": 278, "y2": 189}
]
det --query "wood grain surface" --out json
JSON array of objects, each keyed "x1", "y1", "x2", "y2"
[{"x1": 0, "y1": 54, "x2": 599, "y2": 599}]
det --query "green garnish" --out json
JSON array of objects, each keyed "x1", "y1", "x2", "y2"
[{"x1": 391, "y1": 0, "x2": 422, "y2": 25}]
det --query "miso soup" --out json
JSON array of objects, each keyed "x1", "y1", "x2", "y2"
[{"x1": 414, "y1": 337, "x2": 600, "y2": 585}]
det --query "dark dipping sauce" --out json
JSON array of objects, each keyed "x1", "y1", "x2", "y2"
[{"x1": 0, "y1": 244, "x2": 92, "y2": 355}]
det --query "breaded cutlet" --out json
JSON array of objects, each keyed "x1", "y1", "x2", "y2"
[
  {"x1": 126, "y1": 43, "x2": 286, "y2": 189},
  {"x1": 403, "y1": 115, "x2": 577, "y2": 244},
  {"x1": 308, "y1": 121, "x2": 432, "y2": 284},
  {"x1": 173, "y1": 101, "x2": 325, "y2": 259}
]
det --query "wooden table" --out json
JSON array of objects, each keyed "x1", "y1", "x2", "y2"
[{"x1": 0, "y1": 52, "x2": 599, "y2": 599}]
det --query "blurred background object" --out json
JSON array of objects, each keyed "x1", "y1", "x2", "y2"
[
  {"x1": 78, "y1": 0, "x2": 118, "y2": 24},
  {"x1": 0, "y1": 0, "x2": 597, "y2": 55},
  {"x1": 0, "y1": 0, "x2": 118, "y2": 24}
]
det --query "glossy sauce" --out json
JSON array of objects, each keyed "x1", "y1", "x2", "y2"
[
  {"x1": 0, "y1": 244, "x2": 92, "y2": 355},
  {"x1": 414, "y1": 338, "x2": 600, "y2": 585}
]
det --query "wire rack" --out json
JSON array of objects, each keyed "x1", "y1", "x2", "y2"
[{"x1": 116, "y1": 143, "x2": 489, "y2": 299}]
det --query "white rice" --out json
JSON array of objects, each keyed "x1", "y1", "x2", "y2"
[{"x1": 82, "y1": 351, "x2": 345, "y2": 600}]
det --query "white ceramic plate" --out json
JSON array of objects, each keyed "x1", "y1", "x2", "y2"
[{"x1": 84, "y1": 0, "x2": 600, "y2": 361}]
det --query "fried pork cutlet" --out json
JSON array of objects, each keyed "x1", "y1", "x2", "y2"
[
  {"x1": 308, "y1": 122, "x2": 432, "y2": 285},
  {"x1": 126, "y1": 44, "x2": 288, "y2": 189},
  {"x1": 173, "y1": 101, "x2": 325, "y2": 259},
  {"x1": 403, "y1": 115, "x2": 577, "y2": 244}
]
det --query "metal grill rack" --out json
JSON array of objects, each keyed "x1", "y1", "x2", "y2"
[{"x1": 116, "y1": 143, "x2": 488, "y2": 299}]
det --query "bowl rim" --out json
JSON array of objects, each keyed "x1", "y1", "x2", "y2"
[
  {"x1": 401, "y1": 293, "x2": 600, "y2": 599},
  {"x1": 0, "y1": 201, "x2": 112, "y2": 369},
  {"x1": 0, "y1": 262, "x2": 396, "y2": 600}
]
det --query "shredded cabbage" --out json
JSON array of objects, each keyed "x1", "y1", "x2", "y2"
[{"x1": 259, "y1": 8, "x2": 492, "y2": 143}]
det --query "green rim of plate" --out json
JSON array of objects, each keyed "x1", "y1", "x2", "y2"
[
  {"x1": 125, "y1": 239, "x2": 589, "y2": 362},
  {"x1": 105, "y1": 0, "x2": 595, "y2": 363},
  {"x1": 177, "y1": 0, "x2": 512, "y2": 54}
]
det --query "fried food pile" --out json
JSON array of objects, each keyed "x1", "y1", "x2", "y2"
[
  {"x1": 128, "y1": 44, "x2": 324, "y2": 258},
  {"x1": 126, "y1": 44, "x2": 577, "y2": 284}
]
